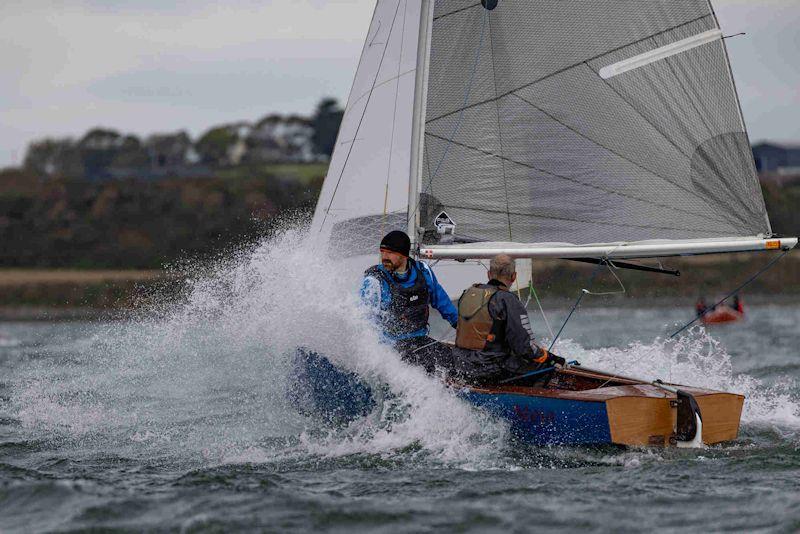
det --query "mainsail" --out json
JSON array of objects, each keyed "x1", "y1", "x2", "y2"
[{"x1": 312, "y1": 0, "x2": 796, "y2": 262}]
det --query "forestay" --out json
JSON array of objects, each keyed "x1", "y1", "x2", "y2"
[{"x1": 417, "y1": 0, "x2": 783, "y2": 259}]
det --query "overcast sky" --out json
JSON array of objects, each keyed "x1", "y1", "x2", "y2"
[{"x1": 1, "y1": 0, "x2": 798, "y2": 168}]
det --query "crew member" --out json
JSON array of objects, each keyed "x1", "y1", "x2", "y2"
[
  {"x1": 452, "y1": 254, "x2": 564, "y2": 385},
  {"x1": 695, "y1": 297, "x2": 708, "y2": 317},
  {"x1": 731, "y1": 295, "x2": 744, "y2": 314},
  {"x1": 360, "y1": 230, "x2": 458, "y2": 373}
]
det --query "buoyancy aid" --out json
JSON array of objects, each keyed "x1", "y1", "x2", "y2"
[
  {"x1": 365, "y1": 259, "x2": 430, "y2": 337},
  {"x1": 455, "y1": 283, "x2": 503, "y2": 350}
]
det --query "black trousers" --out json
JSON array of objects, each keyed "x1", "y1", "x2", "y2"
[
  {"x1": 393, "y1": 336, "x2": 458, "y2": 375},
  {"x1": 392, "y1": 337, "x2": 548, "y2": 386}
]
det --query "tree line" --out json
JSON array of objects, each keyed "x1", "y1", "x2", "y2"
[
  {"x1": 21, "y1": 98, "x2": 344, "y2": 181},
  {"x1": 0, "y1": 163, "x2": 325, "y2": 269}
]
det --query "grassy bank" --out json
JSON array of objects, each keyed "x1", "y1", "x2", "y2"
[
  {"x1": 0, "y1": 269, "x2": 170, "y2": 311},
  {"x1": 1, "y1": 251, "x2": 798, "y2": 320},
  {"x1": 0, "y1": 164, "x2": 324, "y2": 269}
]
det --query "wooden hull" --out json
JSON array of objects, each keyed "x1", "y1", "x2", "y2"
[
  {"x1": 464, "y1": 377, "x2": 744, "y2": 446},
  {"x1": 291, "y1": 351, "x2": 744, "y2": 447}
]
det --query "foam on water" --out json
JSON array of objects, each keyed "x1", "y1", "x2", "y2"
[
  {"x1": 9, "y1": 226, "x2": 506, "y2": 466},
  {"x1": 7, "y1": 225, "x2": 800, "y2": 467},
  {"x1": 553, "y1": 330, "x2": 800, "y2": 438}
]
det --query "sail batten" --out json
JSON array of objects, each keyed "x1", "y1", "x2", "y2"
[{"x1": 599, "y1": 29, "x2": 723, "y2": 80}]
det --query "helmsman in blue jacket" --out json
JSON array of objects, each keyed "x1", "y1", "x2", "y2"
[{"x1": 360, "y1": 230, "x2": 458, "y2": 373}]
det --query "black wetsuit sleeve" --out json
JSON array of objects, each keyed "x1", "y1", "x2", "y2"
[{"x1": 493, "y1": 292, "x2": 537, "y2": 359}]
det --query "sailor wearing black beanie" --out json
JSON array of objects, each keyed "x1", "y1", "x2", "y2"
[
  {"x1": 379, "y1": 230, "x2": 411, "y2": 257},
  {"x1": 361, "y1": 231, "x2": 459, "y2": 375}
]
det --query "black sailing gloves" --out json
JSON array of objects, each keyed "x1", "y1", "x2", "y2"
[{"x1": 532, "y1": 346, "x2": 566, "y2": 368}]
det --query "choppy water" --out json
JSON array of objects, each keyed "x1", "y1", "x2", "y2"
[{"x1": 1, "y1": 231, "x2": 799, "y2": 532}]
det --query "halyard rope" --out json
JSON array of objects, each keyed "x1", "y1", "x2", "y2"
[{"x1": 549, "y1": 261, "x2": 605, "y2": 351}]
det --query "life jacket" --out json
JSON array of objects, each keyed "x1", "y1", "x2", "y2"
[
  {"x1": 364, "y1": 259, "x2": 430, "y2": 337},
  {"x1": 456, "y1": 283, "x2": 503, "y2": 350}
]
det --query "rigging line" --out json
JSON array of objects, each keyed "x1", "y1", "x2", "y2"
[
  {"x1": 423, "y1": 141, "x2": 433, "y2": 200},
  {"x1": 407, "y1": 7, "x2": 489, "y2": 228},
  {"x1": 521, "y1": 265, "x2": 532, "y2": 306},
  {"x1": 586, "y1": 61, "x2": 755, "y2": 231},
  {"x1": 345, "y1": 67, "x2": 417, "y2": 117},
  {"x1": 549, "y1": 261, "x2": 605, "y2": 352},
  {"x1": 369, "y1": 20, "x2": 383, "y2": 46},
  {"x1": 669, "y1": 248, "x2": 791, "y2": 339},
  {"x1": 319, "y1": 0, "x2": 402, "y2": 231},
  {"x1": 529, "y1": 273, "x2": 556, "y2": 341},
  {"x1": 722, "y1": 32, "x2": 746, "y2": 40},
  {"x1": 426, "y1": 14, "x2": 713, "y2": 125},
  {"x1": 708, "y1": 0, "x2": 772, "y2": 234},
  {"x1": 423, "y1": 132, "x2": 737, "y2": 234},
  {"x1": 381, "y1": 183, "x2": 390, "y2": 237},
  {"x1": 498, "y1": 365, "x2": 557, "y2": 385},
  {"x1": 432, "y1": 2, "x2": 482, "y2": 22},
  {"x1": 486, "y1": 10, "x2": 513, "y2": 240},
  {"x1": 382, "y1": 0, "x2": 408, "y2": 236},
  {"x1": 584, "y1": 260, "x2": 627, "y2": 296},
  {"x1": 338, "y1": 6, "x2": 380, "y2": 117},
  {"x1": 508, "y1": 92, "x2": 738, "y2": 229}
]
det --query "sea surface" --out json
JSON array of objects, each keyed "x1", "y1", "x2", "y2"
[{"x1": 1, "y1": 235, "x2": 799, "y2": 533}]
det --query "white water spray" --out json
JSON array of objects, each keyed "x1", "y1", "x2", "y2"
[
  {"x1": 8, "y1": 224, "x2": 800, "y2": 464},
  {"x1": 554, "y1": 329, "x2": 800, "y2": 438},
  {"x1": 10, "y1": 225, "x2": 506, "y2": 465}
]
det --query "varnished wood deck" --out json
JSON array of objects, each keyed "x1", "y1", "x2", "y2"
[{"x1": 463, "y1": 367, "x2": 745, "y2": 446}]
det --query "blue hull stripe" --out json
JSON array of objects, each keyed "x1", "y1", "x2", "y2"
[
  {"x1": 460, "y1": 391, "x2": 611, "y2": 445},
  {"x1": 291, "y1": 351, "x2": 612, "y2": 446}
]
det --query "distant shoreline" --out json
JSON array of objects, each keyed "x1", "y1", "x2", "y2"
[
  {"x1": 0, "y1": 268, "x2": 173, "y2": 318},
  {"x1": 1, "y1": 255, "x2": 798, "y2": 320},
  {"x1": 3, "y1": 294, "x2": 800, "y2": 322},
  {"x1": 0, "y1": 269, "x2": 164, "y2": 285}
]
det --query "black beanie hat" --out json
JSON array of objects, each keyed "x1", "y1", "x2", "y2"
[{"x1": 380, "y1": 230, "x2": 411, "y2": 257}]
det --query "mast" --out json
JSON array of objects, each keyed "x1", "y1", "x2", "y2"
[{"x1": 407, "y1": 0, "x2": 434, "y2": 256}]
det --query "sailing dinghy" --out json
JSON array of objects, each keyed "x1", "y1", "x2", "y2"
[
  {"x1": 302, "y1": 0, "x2": 797, "y2": 447},
  {"x1": 701, "y1": 305, "x2": 744, "y2": 324}
]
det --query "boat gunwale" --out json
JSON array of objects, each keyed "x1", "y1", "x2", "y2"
[{"x1": 457, "y1": 368, "x2": 744, "y2": 403}]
